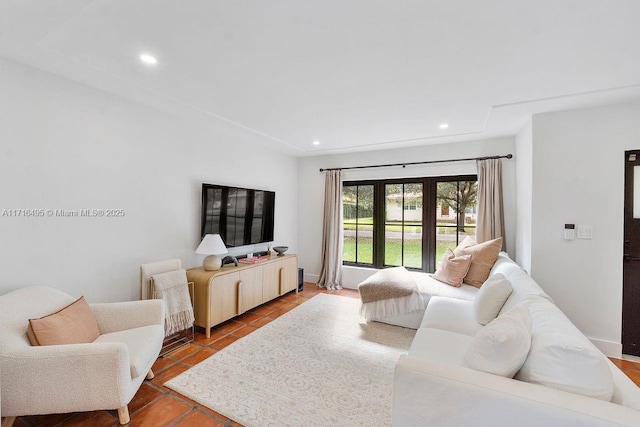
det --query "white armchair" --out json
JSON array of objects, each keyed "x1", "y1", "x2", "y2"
[{"x1": 0, "y1": 286, "x2": 165, "y2": 426}]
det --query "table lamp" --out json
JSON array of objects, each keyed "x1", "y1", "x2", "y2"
[{"x1": 196, "y1": 234, "x2": 228, "y2": 270}]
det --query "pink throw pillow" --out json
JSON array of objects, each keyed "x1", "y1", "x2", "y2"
[
  {"x1": 454, "y1": 237, "x2": 504, "y2": 287},
  {"x1": 27, "y1": 296, "x2": 100, "y2": 346},
  {"x1": 433, "y1": 249, "x2": 472, "y2": 287}
]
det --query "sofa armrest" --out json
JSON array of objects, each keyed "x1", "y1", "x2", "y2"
[
  {"x1": 91, "y1": 300, "x2": 165, "y2": 334},
  {"x1": 393, "y1": 355, "x2": 640, "y2": 427},
  {"x1": 1, "y1": 342, "x2": 132, "y2": 417}
]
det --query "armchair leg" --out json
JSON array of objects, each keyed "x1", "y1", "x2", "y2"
[
  {"x1": 117, "y1": 406, "x2": 130, "y2": 425},
  {"x1": 146, "y1": 368, "x2": 155, "y2": 380},
  {"x1": 1, "y1": 417, "x2": 16, "y2": 427}
]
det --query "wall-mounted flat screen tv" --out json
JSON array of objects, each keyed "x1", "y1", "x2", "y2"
[{"x1": 201, "y1": 183, "x2": 275, "y2": 247}]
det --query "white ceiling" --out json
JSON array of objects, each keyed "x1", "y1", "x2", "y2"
[{"x1": 1, "y1": 1, "x2": 639, "y2": 156}]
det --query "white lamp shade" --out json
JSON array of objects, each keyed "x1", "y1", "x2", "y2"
[{"x1": 196, "y1": 234, "x2": 228, "y2": 255}]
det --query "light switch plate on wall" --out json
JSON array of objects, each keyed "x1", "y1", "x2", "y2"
[{"x1": 577, "y1": 225, "x2": 593, "y2": 239}]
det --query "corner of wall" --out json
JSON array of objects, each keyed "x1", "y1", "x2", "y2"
[{"x1": 514, "y1": 118, "x2": 533, "y2": 274}]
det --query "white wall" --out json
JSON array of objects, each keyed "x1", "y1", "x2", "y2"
[
  {"x1": 515, "y1": 119, "x2": 533, "y2": 273},
  {"x1": 529, "y1": 101, "x2": 640, "y2": 357},
  {"x1": 297, "y1": 137, "x2": 516, "y2": 287},
  {"x1": 0, "y1": 57, "x2": 298, "y2": 302}
]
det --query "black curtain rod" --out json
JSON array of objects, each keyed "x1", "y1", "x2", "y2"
[{"x1": 319, "y1": 154, "x2": 513, "y2": 172}]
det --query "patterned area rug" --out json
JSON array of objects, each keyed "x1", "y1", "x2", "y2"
[{"x1": 165, "y1": 293, "x2": 416, "y2": 427}]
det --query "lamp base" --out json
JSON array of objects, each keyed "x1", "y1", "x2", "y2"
[{"x1": 203, "y1": 255, "x2": 222, "y2": 271}]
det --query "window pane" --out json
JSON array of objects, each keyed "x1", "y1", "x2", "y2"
[
  {"x1": 458, "y1": 181, "x2": 478, "y2": 248},
  {"x1": 384, "y1": 225, "x2": 402, "y2": 266},
  {"x1": 404, "y1": 224, "x2": 422, "y2": 268},
  {"x1": 403, "y1": 183, "x2": 423, "y2": 269},
  {"x1": 436, "y1": 182, "x2": 457, "y2": 266},
  {"x1": 343, "y1": 186, "x2": 357, "y2": 221},
  {"x1": 342, "y1": 186, "x2": 357, "y2": 262},
  {"x1": 385, "y1": 184, "x2": 403, "y2": 266},
  {"x1": 343, "y1": 235, "x2": 356, "y2": 262},
  {"x1": 342, "y1": 185, "x2": 374, "y2": 264},
  {"x1": 357, "y1": 225, "x2": 373, "y2": 264},
  {"x1": 357, "y1": 186, "x2": 374, "y2": 264},
  {"x1": 357, "y1": 185, "x2": 374, "y2": 221},
  {"x1": 460, "y1": 181, "x2": 478, "y2": 234}
]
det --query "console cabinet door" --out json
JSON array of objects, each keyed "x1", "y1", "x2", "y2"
[
  {"x1": 210, "y1": 272, "x2": 240, "y2": 325},
  {"x1": 239, "y1": 267, "x2": 263, "y2": 313},
  {"x1": 281, "y1": 256, "x2": 298, "y2": 294},
  {"x1": 262, "y1": 260, "x2": 282, "y2": 302}
]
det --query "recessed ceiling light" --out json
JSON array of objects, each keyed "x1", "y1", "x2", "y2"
[
  {"x1": 439, "y1": 123, "x2": 449, "y2": 129},
  {"x1": 139, "y1": 54, "x2": 158, "y2": 65},
  {"x1": 313, "y1": 141, "x2": 320, "y2": 146}
]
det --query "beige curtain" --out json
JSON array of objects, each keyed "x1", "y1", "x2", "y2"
[
  {"x1": 476, "y1": 158, "x2": 506, "y2": 250},
  {"x1": 318, "y1": 170, "x2": 343, "y2": 290}
]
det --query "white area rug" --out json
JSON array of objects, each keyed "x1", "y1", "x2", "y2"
[{"x1": 165, "y1": 293, "x2": 416, "y2": 427}]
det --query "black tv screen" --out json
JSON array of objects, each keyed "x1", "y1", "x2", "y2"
[{"x1": 201, "y1": 183, "x2": 275, "y2": 247}]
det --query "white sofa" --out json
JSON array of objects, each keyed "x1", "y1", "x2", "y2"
[{"x1": 392, "y1": 253, "x2": 640, "y2": 426}]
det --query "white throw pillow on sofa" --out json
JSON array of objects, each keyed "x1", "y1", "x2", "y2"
[
  {"x1": 515, "y1": 295, "x2": 614, "y2": 401},
  {"x1": 462, "y1": 306, "x2": 532, "y2": 378},
  {"x1": 473, "y1": 273, "x2": 513, "y2": 325}
]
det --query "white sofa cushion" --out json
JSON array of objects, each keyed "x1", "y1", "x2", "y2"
[
  {"x1": 515, "y1": 295, "x2": 614, "y2": 401},
  {"x1": 473, "y1": 273, "x2": 513, "y2": 325},
  {"x1": 375, "y1": 273, "x2": 479, "y2": 330},
  {"x1": 408, "y1": 327, "x2": 473, "y2": 365},
  {"x1": 462, "y1": 307, "x2": 532, "y2": 378},
  {"x1": 412, "y1": 272, "x2": 479, "y2": 301},
  {"x1": 420, "y1": 296, "x2": 483, "y2": 337},
  {"x1": 94, "y1": 324, "x2": 164, "y2": 378}
]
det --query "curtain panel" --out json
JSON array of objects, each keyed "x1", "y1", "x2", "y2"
[
  {"x1": 318, "y1": 170, "x2": 343, "y2": 290},
  {"x1": 476, "y1": 158, "x2": 506, "y2": 250}
]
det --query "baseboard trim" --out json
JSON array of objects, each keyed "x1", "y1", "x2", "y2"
[
  {"x1": 590, "y1": 338, "x2": 622, "y2": 358},
  {"x1": 304, "y1": 273, "x2": 319, "y2": 284},
  {"x1": 302, "y1": 272, "x2": 359, "y2": 290},
  {"x1": 622, "y1": 354, "x2": 640, "y2": 362}
]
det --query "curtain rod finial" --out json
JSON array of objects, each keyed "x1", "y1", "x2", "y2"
[
  {"x1": 506, "y1": 154, "x2": 513, "y2": 159},
  {"x1": 319, "y1": 168, "x2": 324, "y2": 172}
]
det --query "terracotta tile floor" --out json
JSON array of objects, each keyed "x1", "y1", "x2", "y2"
[{"x1": 8, "y1": 283, "x2": 640, "y2": 427}]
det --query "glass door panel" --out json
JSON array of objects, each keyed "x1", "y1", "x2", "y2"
[
  {"x1": 403, "y1": 183, "x2": 423, "y2": 269},
  {"x1": 384, "y1": 183, "x2": 423, "y2": 268},
  {"x1": 436, "y1": 182, "x2": 458, "y2": 261},
  {"x1": 342, "y1": 186, "x2": 357, "y2": 262},
  {"x1": 435, "y1": 180, "x2": 478, "y2": 264},
  {"x1": 356, "y1": 185, "x2": 374, "y2": 264},
  {"x1": 384, "y1": 184, "x2": 403, "y2": 266}
]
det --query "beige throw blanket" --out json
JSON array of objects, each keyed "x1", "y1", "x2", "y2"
[
  {"x1": 151, "y1": 269, "x2": 195, "y2": 337},
  {"x1": 358, "y1": 266, "x2": 424, "y2": 320}
]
